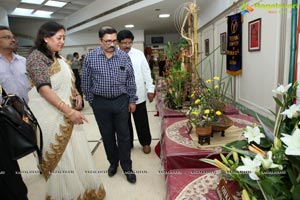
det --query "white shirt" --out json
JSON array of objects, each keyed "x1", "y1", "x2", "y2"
[
  {"x1": 127, "y1": 48, "x2": 155, "y2": 104},
  {"x1": 0, "y1": 53, "x2": 31, "y2": 103}
]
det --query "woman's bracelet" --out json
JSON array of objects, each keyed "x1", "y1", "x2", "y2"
[
  {"x1": 65, "y1": 109, "x2": 76, "y2": 118},
  {"x1": 57, "y1": 101, "x2": 65, "y2": 111}
]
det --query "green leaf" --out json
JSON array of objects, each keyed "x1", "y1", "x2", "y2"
[
  {"x1": 273, "y1": 96, "x2": 284, "y2": 107},
  {"x1": 292, "y1": 184, "x2": 300, "y2": 200}
]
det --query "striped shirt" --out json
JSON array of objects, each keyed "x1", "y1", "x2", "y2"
[{"x1": 81, "y1": 47, "x2": 137, "y2": 104}]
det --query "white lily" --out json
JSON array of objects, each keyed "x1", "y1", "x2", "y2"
[
  {"x1": 255, "y1": 151, "x2": 283, "y2": 170},
  {"x1": 236, "y1": 156, "x2": 261, "y2": 180},
  {"x1": 281, "y1": 104, "x2": 300, "y2": 119},
  {"x1": 243, "y1": 125, "x2": 265, "y2": 144},
  {"x1": 281, "y1": 129, "x2": 300, "y2": 156},
  {"x1": 272, "y1": 83, "x2": 292, "y2": 95}
]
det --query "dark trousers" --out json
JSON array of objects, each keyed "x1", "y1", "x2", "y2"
[
  {"x1": 128, "y1": 101, "x2": 152, "y2": 146},
  {"x1": 0, "y1": 118, "x2": 28, "y2": 200},
  {"x1": 92, "y1": 94, "x2": 132, "y2": 171}
]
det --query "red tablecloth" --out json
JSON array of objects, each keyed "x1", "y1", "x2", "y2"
[
  {"x1": 166, "y1": 168, "x2": 241, "y2": 200},
  {"x1": 156, "y1": 118, "x2": 222, "y2": 172}
]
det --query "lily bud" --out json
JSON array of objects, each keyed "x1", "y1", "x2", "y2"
[
  {"x1": 220, "y1": 153, "x2": 229, "y2": 165},
  {"x1": 214, "y1": 159, "x2": 230, "y2": 171},
  {"x1": 274, "y1": 137, "x2": 281, "y2": 149},
  {"x1": 248, "y1": 144, "x2": 265, "y2": 157},
  {"x1": 233, "y1": 151, "x2": 239, "y2": 163},
  {"x1": 242, "y1": 189, "x2": 251, "y2": 200}
]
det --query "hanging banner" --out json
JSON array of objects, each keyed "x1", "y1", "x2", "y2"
[{"x1": 227, "y1": 13, "x2": 242, "y2": 76}]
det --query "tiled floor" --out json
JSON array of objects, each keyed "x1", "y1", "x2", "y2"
[{"x1": 18, "y1": 99, "x2": 167, "y2": 199}]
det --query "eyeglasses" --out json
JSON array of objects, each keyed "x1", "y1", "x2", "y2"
[
  {"x1": 119, "y1": 42, "x2": 133, "y2": 46},
  {"x1": 102, "y1": 39, "x2": 118, "y2": 45},
  {"x1": 0, "y1": 35, "x2": 16, "y2": 40}
]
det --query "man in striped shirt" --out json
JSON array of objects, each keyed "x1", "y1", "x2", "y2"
[{"x1": 82, "y1": 26, "x2": 137, "y2": 184}]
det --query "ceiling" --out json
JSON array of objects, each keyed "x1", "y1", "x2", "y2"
[{"x1": 0, "y1": 0, "x2": 209, "y2": 38}]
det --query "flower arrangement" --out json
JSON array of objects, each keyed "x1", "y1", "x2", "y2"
[
  {"x1": 187, "y1": 87, "x2": 222, "y2": 128},
  {"x1": 187, "y1": 56, "x2": 232, "y2": 128},
  {"x1": 201, "y1": 82, "x2": 300, "y2": 199},
  {"x1": 163, "y1": 38, "x2": 189, "y2": 110}
]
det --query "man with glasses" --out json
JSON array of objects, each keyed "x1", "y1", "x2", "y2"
[
  {"x1": 82, "y1": 26, "x2": 137, "y2": 183},
  {"x1": 0, "y1": 26, "x2": 30, "y2": 103},
  {"x1": 117, "y1": 30, "x2": 155, "y2": 154},
  {"x1": 0, "y1": 26, "x2": 30, "y2": 199}
]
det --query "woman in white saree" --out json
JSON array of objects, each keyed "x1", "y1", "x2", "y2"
[{"x1": 26, "y1": 21, "x2": 105, "y2": 200}]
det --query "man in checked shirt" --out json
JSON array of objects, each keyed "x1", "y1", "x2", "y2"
[{"x1": 82, "y1": 26, "x2": 137, "y2": 184}]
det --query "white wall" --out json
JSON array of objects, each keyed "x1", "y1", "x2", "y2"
[{"x1": 198, "y1": 0, "x2": 290, "y2": 118}]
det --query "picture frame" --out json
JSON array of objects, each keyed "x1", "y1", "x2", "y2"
[
  {"x1": 220, "y1": 32, "x2": 227, "y2": 54},
  {"x1": 205, "y1": 39, "x2": 209, "y2": 56},
  {"x1": 248, "y1": 18, "x2": 261, "y2": 51}
]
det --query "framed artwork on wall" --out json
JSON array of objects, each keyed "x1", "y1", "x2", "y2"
[
  {"x1": 248, "y1": 18, "x2": 261, "y2": 51},
  {"x1": 220, "y1": 32, "x2": 227, "y2": 54},
  {"x1": 205, "y1": 39, "x2": 209, "y2": 56}
]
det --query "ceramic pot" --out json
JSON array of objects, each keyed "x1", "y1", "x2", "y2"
[{"x1": 196, "y1": 125, "x2": 212, "y2": 136}]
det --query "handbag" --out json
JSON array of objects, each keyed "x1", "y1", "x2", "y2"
[{"x1": 0, "y1": 88, "x2": 43, "y2": 163}]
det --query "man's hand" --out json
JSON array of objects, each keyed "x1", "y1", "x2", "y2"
[
  {"x1": 147, "y1": 92, "x2": 155, "y2": 103},
  {"x1": 128, "y1": 103, "x2": 136, "y2": 113}
]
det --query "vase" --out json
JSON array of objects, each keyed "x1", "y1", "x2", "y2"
[
  {"x1": 196, "y1": 125, "x2": 212, "y2": 145},
  {"x1": 211, "y1": 116, "x2": 233, "y2": 137}
]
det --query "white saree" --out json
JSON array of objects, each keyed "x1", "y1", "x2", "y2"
[{"x1": 28, "y1": 58, "x2": 105, "y2": 200}]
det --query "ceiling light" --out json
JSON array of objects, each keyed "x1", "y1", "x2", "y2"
[
  {"x1": 45, "y1": 0, "x2": 67, "y2": 7},
  {"x1": 11, "y1": 8, "x2": 34, "y2": 16},
  {"x1": 125, "y1": 24, "x2": 134, "y2": 28},
  {"x1": 158, "y1": 14, "x2": 170, "y2": 18},
  {"x1": 21, "y1": 0, "x2": 44, "y2": 4},
  {"x1": 33, "y1": 10, "x2": 53, "y2": 17}
]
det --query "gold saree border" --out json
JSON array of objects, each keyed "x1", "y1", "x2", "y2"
[
  {"x1": 46, "y1": 184, "x2": 106, "y2": 200},
  {"x1": 40, "y1": 118, "x2": 73, "y2": 181}
]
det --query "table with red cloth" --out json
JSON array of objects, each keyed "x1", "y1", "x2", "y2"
[
  {"x1": 156, "y1": 117, "x2": 223, "y2": 172},
  {"x1": 155, "y1": 114, "x2": 257, "y2": 172},
  {"x1": 166, "y1": 168, "x2": 241, "y2": 200}
]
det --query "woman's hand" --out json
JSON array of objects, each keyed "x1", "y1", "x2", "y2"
[
  {"x1": 73, "y1": 95, "x2": 83, "y2": 111},
  {"x1": 67, "y1": 109, "x2": 88, "y2": 125}
]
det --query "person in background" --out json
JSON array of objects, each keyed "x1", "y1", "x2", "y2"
[
  {"x1": 158, "y1": 56, "x2": 166, "y2": 77},
  {"x1": 82, "y1": 26, "x2": 137, "y2": 184},
  {"x1": 26, "y1": 21, "x2": 105, "y2": 199},
  {"x1": 0, "y1": 25, "x2": 30, "y2": 200},
  {"x1": 71, "y1": 52, "x2": 84, "y2": 109},
  {"x1": 117, "y1": 30, "x2": 155, "y2": 154}
]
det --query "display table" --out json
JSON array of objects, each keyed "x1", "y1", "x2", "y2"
[
  {"x1": 158, "y1": 118, "x2": 223, "y2": 172},
  {"x1": 166, "y1": 168, "x2": 241, "y2": 200},
  {"x1": 156, "y1": 118, "x2": 247, "y2": 172}
]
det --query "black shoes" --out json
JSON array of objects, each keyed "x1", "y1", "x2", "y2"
[
  {"x1": 124, "y1": 170, "x2": 136, "y2": 183},
  {"x1": 108, "y1": 165, "x2": 118, "y2": 177}
]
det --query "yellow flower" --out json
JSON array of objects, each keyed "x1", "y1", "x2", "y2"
[
  {"x1": 191, "y1": 111, "x2": 199, "y2": 116},
  {"x1": 205, "y1": 79, "x2": 212, "y2": 83},
  {"x1": 194, "y1": 99, "x2": 201, "y2": 105},
  {"x1": 204, "y1": 109, "x2": 210, "y2": 114},
  {"x1": 213, "y1": 76, "x2": 220, "y2": 81},
  {"x1": 216, "y1": 110, "x2": 222, "y2": 115},
  {"x1": 191, "y1": 93, "x2": 195, "y2": 98},
  {"x1": 214, "y1": 85, "x2": 219, "y2": 89}
]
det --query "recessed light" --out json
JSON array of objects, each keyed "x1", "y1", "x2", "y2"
[
  {"x1": 125, "y1": 24, "x2": 134, "y2": 28},
  {"x1": 45, "y1": 0, "x2": 67, "y2": 8},
  {"x1": 158, "y1": 14, "x2": 170, "y2": 18},
  {"x1": 21, "y1": 0, "x2": 44, "y2": 4}
]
